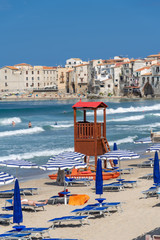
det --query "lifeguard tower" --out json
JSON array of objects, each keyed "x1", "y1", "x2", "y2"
[{"x1": 72, "y1": 100, "x2": 110, "y2": 167}]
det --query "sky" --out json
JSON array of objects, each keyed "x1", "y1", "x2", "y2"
[{"x1": 0, "y1": 0, "x2": 160, "y2": 67}]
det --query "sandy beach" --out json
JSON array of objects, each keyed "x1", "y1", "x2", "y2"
[{"x1": 0, "y1": 154, "x2": 159, "y2": 240}]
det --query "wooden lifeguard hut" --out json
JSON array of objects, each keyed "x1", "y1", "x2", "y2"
[{"x1": 72, "y1": 100, "x2": 110, "y2": 167}]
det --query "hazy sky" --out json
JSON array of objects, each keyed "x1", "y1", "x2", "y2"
[{"x1": 0, "y1": 0, "x2": 160, "y2": 67}]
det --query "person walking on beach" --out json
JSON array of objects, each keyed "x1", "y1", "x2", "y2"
[{"x1": 28, "y1": 121, "x2": 32, "y2": 128}]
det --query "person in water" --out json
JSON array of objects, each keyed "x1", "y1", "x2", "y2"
[
  {"x1": 28, "y1": 121, "x2": 32, "y2": 128},
  {"x1": 55, "y1": 122, "x2": 57, "y2": 125},
  {"x1": 12, "y1": 121, "x2": 15, "y2": 127}
]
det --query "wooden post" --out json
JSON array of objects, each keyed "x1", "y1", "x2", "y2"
[
  {"x1": 94, "y1": 109, "x2": 97, "y2": 167},
  {"x1": 74, "y1": 109, "x2": 76, "y2": 151},
  {"x1": 84, "y1": 110, "x2": 86, "y2": 122},
  {"x1": 103, "y1": 108, "x2": 106, "y2": 138}
]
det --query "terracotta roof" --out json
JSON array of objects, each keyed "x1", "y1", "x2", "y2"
[
  {"x1": 14, "y1": 63, "x2": 32, "y2": 66},
  {"x1": 43, "y1": 66, "x2": 57, "y2": 70},
  {"x1": 136, "y1": 66, "x2": 151, "y2": 72},
  {"x1": 141, "y1": 72, "x2": 152, "y2": 76},
  {"x1": 147, "y1": 53, "x2": 160, "y2": 58},
  {"x1": 72, "y1": 100, "x2": 108, "y2": 109},
  {"x1": 5, "y1": 66, "x2": 18, "y2": 70},
  {"x1": 74, "y1": 63, "x2": 89, "y2": 68}
]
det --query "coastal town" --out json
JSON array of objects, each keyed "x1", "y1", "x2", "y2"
[{"x1": 1, "y1": 53, "x2": 160, "y2": 100}]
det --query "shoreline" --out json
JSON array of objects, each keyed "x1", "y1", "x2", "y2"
[{"x1": 1, "y1": 95, "x2": 160, "y2": 102}]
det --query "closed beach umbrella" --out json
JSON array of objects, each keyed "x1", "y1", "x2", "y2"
[
  {"x1": 153, "y1": 151, "x2": 160, "y2": 185},
  {"x1": 0, "y1": 172, "x2": 15, "y2": 185},
  {"x1": 96, "y1": 158, "x2": 103, "y2": 196},
  {"x1": 113, "y1": 143, "x2": 118, "y2": 151},
  {"x1": 13, "y1": 179, "x2": 23, "y2": 225},
  {"x1": 113, "y1": 142, "x2": 118, "y2": 165}
]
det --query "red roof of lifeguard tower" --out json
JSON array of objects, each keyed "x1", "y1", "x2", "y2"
[{"x1": 72, "y1": 100, "x2": 108, "y2": 109}]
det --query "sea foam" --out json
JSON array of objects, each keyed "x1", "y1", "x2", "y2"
[
  {"x1": 0, "y1": 147, "x2": 74, "y2": 162},
  {"x1": 107, "y1": 115, "x2": 144, "y2": 122},
  {"x1": 51, "y1": 124, "x2": 73, "y2": 128},
  {"x1": 0, "y1": 127, "x2": 44, "y2": 138},
  {"x1": 0, "y1": 117, "x2": 21, "y2": 126},
  {"x1": 87, "y1": 103, "x2": 160, "y2": 116},
  {"x1": 109, "y1": 135, "x2": 137, "y2": 146}
]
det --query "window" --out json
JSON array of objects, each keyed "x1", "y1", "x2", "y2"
[
  {"x1": 69, "y1": 62, "x2": 71, "y2": 64},
  {"x1": 38, "y1": 83, "x2": 40, "y2": 87},
  {"x1": 5, "y1": 70, "x2": 7, "y2": 73},
  {"x1": 156, "y1": 67, "x2": 159, "y2": 73},
  {"x1": 37, "y1": 77, "x2": 40, "y2": 80},
  {"x1": 5, "y1": 82, "x2": 8, "y2": 87},
  {"x1": 142, "y1": 77, "x2": 145, "y2": 84},
  {"x1": 157, "y1": 77, "x2": 159, "y2": 84},
  {"x1": 32, "y1": 77, "x2": 34, "y2": 80},
  {"x1": 84, "y1": 74, "x2": 86, "y2": 76},
  {"x1": 152, "y1": 77, "x2": 154, "y2": 85},
  {"x1": 74, "y1": 62, "x2": 76, "y2": 64},
  {"x1": 26, "y1": 71, "x2": 28, "y2": 74},
  {"x1": 26, "y1": 77, "x2": 28, "y2": 80},
  {"x1": 32, "y1": 71, "x2": 34, "y2": 74},
  {"x1": 37, "y1": 71, "x2": 39, "y2": 74},
  {"x1": 26, "y1": 83, "x2": 28, "y2": 87},
  {"x1": 108, "y1": 84, "x2": 110, "y2": 88},
  {"x1": 5, "y1": 76, "x2": 7, "y2": 79}
]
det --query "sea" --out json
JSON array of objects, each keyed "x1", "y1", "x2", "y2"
[{"x1": 0, "y1": 98, "x2": 160, "y2": 181}]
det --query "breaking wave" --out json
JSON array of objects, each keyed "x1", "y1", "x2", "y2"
[
  {"x1": 87, "y1": 103, "x2": 160, "y2": 116},
  {"x1": 107, "y1": 115, "x2": 144, "y2": 122},
  {"x1": 0, "y1": 147, "x2": 74, "y2": 162},
  {"x1": 109, "y1": 135, "x2": 137, "y2": 146},
  {"x1": 0, "y1": 117, "x2": 21, "y2": 126},
  {"x1": 51, "y1": 124, "x2": 73, "y2": 128},
  {"x1": 0, "y1": 127, "x2": 44, "y2": 138}
]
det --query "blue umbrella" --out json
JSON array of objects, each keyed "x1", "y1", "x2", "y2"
[
  {"x1": 153, "y1": 151, "x2": 160, "y2": 185},
  {"x1": 146, "y1": 144, "x2": 160, "y2": 152},
  {"x1": 113, "y1": 143, "x2": 118, "y2": 165},
  {"x1": 13, "y1": 179, "x2": 23, "y2": 225},
  {"x1": 95, "y1": 159, "x2": 103, "y2": 196},
  {"x1": 113, "y1": 143, "x2": 118, "y2": 151}
]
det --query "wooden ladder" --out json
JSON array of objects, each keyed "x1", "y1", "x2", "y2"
[{"x1": 102, "y1": 138, "x2": 111, "y2": 153}]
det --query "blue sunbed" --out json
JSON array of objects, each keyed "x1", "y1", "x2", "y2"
[
  {"x1": 0, "y1": 214, "x2": 13, "y2": 224},
  {"x1": 7, "y1": 227, "x2": 50, "y2": 238},
  {"x1": 65, "y1": 177, "x2": 92, "y2": 186},
  {"x1": 4, "y1": 199, "x2": 46, "y2": 212},
  {"x1": 71, "y1": 206, "x2": 109, "y2": 217},
  {"x1": 48, "y1": 215, "x2": 89, "y2": 229},
  {"x1": 0, "y1": 232, "x2": 31, "y2": 239}
]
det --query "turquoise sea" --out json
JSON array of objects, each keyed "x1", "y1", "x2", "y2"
[{"x1": 0, "y1": 98, "x2": 160, "y2": 180}]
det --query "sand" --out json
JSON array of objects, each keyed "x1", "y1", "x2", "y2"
[{"x1": 0, "y1": 154, "x2": 159, "y2": 240}]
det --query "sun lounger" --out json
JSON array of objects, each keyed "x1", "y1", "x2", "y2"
[
  {"x1": 0, "y1": 188, "x2": 38, "y2": 198},
  {"x1": 49, "y1": 193, "x2": 72, "y2": 205},
  {"x1": 65, "y1": 177, "x2": 92, "y2": 186},
  {"x1": 138, "y1": 160, "x2": 153, "y2": 168},
  {"x1": 48, "y1": 215, "x2": 89, "y2": 229},
  {"x1": 4, "y1": 199, "x2": 46, "y2": 212},
  {"x1": 121, "y1": 180, "x2": 137, "y2": 188},
  {"x1": 7, "y1": 227, "x2": 50, "y2": 238},
  {"x1": 142, "y1": 186, "x2": 158, "y2": 198},
  {"x1": 71, "y1": 206, "x2": 109, "y2": 217},
  {"x1": 142, "y1": 173, "x2": 153, "y2": 179},
  {"x1": 0, "y1": 232, "x2": 31, "y2": 239},
  {"x1": 103, "y1": 182, "x2": 124, "y2": 191},
  {"x1": 86, "y1": 201, "x2": 123, "y2": 212},
  {"x1": 0, "y1": 214, "x2": 13, "y2": 225}
]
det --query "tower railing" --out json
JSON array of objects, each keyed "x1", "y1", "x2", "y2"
[{"x1": 76, "y1": 122, "x2": 104, "y2": 139}]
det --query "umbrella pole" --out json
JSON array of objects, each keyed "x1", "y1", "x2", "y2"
[{"x1": 119, "y1": 158, "x2": 121, "y2": 179}]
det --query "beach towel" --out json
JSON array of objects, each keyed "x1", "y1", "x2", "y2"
[{"x1": 68, "y1": 194, "x2": 90, "y2": 205}]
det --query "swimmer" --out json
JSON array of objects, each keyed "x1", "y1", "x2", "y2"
[
  {"x1": 28, "y1": 121, "x2": 32, "y2": 128},
  {"x1": 55, "y1": 122, "x2": 57, "y2": 125},
  {"x1": 12, "y1": 121, "x2": 15, "y2": 126}
]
